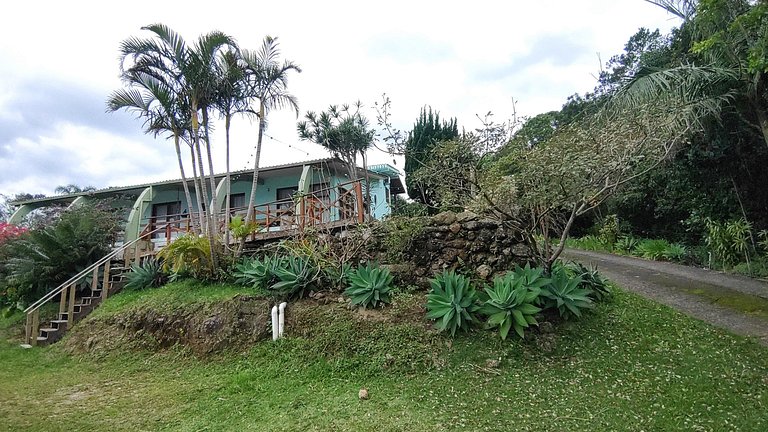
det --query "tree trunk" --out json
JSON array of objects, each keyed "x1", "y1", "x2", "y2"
[
  {"x1": 361, "y1": 151, "x2": 372, "y2": 219},
  {"x1": 245, "y1": 103, "x2": 266, "y2": 225},
  {"x1": 174, "y1": 134, "x2": 198, "y2": 235},
  {"x1": 224, "y1": 113, "x2": 232, "y2": 248},
  {"x1": 189, "y1": 143, "x2": 206, "y2": 234},
  {"x1": 191, "y1": 109, "x2": 219, "y2": 271},
  {"x1": 201, "y1": 108, "x2": 220, "y2": 233},
  {"x1": 240, "y1": 103, "x2": 266, "y2": 256}
]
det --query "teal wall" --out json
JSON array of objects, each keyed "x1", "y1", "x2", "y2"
[{"x1": 138, "y1": 167, "x2": 392, "y2": 227}]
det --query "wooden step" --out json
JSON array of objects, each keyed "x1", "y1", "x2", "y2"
[
  {"x1": 40, "y1": 327, "x2": 59, "y2": 334},
  {"x1": 36, "y1": 336, "x2": 47, "y2": 342}
]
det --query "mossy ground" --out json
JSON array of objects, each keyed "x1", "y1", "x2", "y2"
[{"x1": 0, "y1": 283, "x2": 766, "y2": 431}]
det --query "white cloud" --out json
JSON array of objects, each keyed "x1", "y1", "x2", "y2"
[{"x1": 0, "y1": 0, "x2": 680, "y2": 196}]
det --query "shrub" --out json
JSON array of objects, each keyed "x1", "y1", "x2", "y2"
[
  {"x1": 344, "y1": 262, "x2": 394, "y2": 308},
  {"x1": 479, "y1": 273, "x2": 542, "y2": 340},
  {"x1": 635, "y1": 239, "x2": 671, "y2": 260},
  {"x1": 381, "y1": 216, "x2": 426, "y2": 262},
  {"x1": 574, "y1": 234, "x2": 609, "y2": 252},
  {"x1": 124, "y1": 258, "x2": 166, "y2": 291},
  {"x1": 228, "y1": 215, "x2": 260, "y2": 240},
  {"x1": 598, "y1": 214, "x2": 621, "y2": 248},
  {"x1": 232, "y1": 255, "x2": 281, "y2": 290},
  {"x1": 271, "y1": 255, "x2": 321, "y2": 300},
  {"x1": 564, "y1": 261, "x2": 611, "y2": 301},
  {"x1": 5, "y1": 204, "x2": 120, "y2": 304},
  {"x1": 426, "y1": 271, "x2": 480, "y2": 335},
  {"x1": 705, "y1": 218, "x2": 753, "y2": 268},
  {"x1": 540, "y1": 266, "x2": 593, "y2": 319},
  {"x1": 156, "y1": 234, "x2": 213, "y2": 279},
  {"x1": 614, "y1": 236, "x2": 639, "y2": 254},
  {"x1": 662, "y1": 243, "x2": 688, "y2": 262}
]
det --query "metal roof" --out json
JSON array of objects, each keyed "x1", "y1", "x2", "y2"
[{"x1": 10, "y1": 157, "x2": 397, "y2": 206}]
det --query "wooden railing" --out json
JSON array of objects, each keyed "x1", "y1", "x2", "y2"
[
  {"x1": 22, "y1": 224, "x2": 170, "y2": 346},
  {"x1": 136, "y1": 179, "x2": 366, "y2": 247}
]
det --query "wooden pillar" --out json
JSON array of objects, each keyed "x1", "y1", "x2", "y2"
[
  {"x1": 102, "y1": 262, "x2": 111, "y2": 301},
  {"x1": 59, "y1": 288, "x2": 67, "y2": 316},
  {"x1": 30, "y1": 309, "x2": 39, "y2": 347},
  {"x1": 25, "y1": 313, "x2": 32, "y2": 345},
  {"x1": 91, "y1": 266, "x2": 99, "y2": 293},
  {"x1": 67, "y1": 283, "x2": 76, "y2": 326}
]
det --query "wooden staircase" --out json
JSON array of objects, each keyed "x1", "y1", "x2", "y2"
[
  {"x1": 25, "y1": 260, "x2": 129, "y2": 347},
  {"x1": 19, "y1": 230, "x2": 159, "y2": 348}
]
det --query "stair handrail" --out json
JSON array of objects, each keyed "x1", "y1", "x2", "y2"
[{"x1": 23, "y1": 223, "x2": 170, "y2": 315}]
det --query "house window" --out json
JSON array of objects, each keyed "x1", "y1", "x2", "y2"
[
  {"x1": 229, "y1": 193, "x2": 246, "y2": 211},
  {"x1": 151, "y1": 201, "x2": 181, "y2": 238}
]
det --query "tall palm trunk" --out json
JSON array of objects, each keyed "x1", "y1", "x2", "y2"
[
  {"x1": 173, "y1": 134, "x2": 198, "y2": 234},
  {"x1": 224, "y1": 113, "x2": 232, "y2": 247},
  {"x1": 201, "y1": 108, "x2": 220, "y2": 230},
  {"x1": 244, "y1": 103, "x2": 266, "y2": 225},
  {"x1": 188, "y1": 143, "x2": 206, "y2": 233},
  {"x1": 191, "y1": 108, "x2": 219, "y2": 270},
  {"x1": 240, "y1": 104, "x2": 266, "y2": 256}
]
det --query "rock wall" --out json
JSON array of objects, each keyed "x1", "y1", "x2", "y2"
[{"x1": 373, "y1": 211, "x2": 532, "y2": 286}]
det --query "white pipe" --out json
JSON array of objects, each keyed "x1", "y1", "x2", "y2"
[
  {"x1": 271, "y1": 305, "x2": 279, "y2": 341},
  {"x1": 278, "y1": 302, "x2": 287, "y2": 338}
]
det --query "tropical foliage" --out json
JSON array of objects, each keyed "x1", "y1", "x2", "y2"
[
  {"x1": 479, "y1": 273, "x2": 542, "y2": 340},
  {"x1": 344, "y1": 262, "x2": 394, "y2": 309},
  {"x1": 426, "y1": 271, "x2": 480, "y2": 335},
  {"x1": 125, "y1": 258, "x2": 167, "y2": 291}
]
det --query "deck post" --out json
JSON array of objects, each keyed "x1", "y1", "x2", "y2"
[
  {"x1": 25, "y1": 313, "x2": 32, "y2": 345},
  {"x1": 67, "y1": 283, "x2": 76, "y2": 326},
  {"x1": 59, "y1": 288, "x2": 67, "y2": 316},
  {"x1": 30, "y1": 309, "x2": 40, "y2": 347},
  {"x1": 91, "y1": 266, "x2": 99, "y2": 294},
  {"x1": 102, "y1": 261, "x2": 111, "y2": 301}
]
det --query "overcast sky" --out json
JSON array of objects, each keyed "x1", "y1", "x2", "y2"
[{"x1": 0, "y1": 1, "x2": 679, "y2": 196}]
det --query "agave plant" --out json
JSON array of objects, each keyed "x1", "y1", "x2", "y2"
[
  {"x1": 614, "y1": 236, "x2": 639, "y2": 254},
  {"x1": 540, "y1": 266, "x2": 593, "y2": 319},
  {"x1": 426, "y1": 271, "x2": 480, "y2": 336},
  {"x1": 233, "y1": 255, "x2": 281, "y2": 289},
  {"x1": 344, "y1": 262, "x2": 394, "y2": 309},
  {"x1": 565, "y1": 261, "x2": 611, "y2": 301},
  {"x1": 125, "y1": 258, "x2": 166, "y2": 291},
  {"x1": 270, "y1": 255, "x2": 320, "y2": 299},
  {"x1": 479, "y1": 273, "x2": 542, "y2": 340}
]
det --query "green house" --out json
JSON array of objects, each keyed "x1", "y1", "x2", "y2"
[{"x1": 8, "y1": 157, "x2": 404, "y2": 260}]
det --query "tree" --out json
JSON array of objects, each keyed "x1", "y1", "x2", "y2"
[
  {"x1": 54, "y1": 184, "x2": 96, "y2": 195},
  {"x1": 213, "y1": 48, "x2": 248, "y2": 245},
  {"x1": 107, "y1": 70, "x2": 200, "y2": 233},
  {"x1": 297, "y1": 102, "x2": 375, "y2": 181},
  {"x1": 118, "y1": 24, "x2": 238, "y2": 268},
  {"x1": 403, "y1": 108, "x2": 458, "y2": 207},
  {"x1": 240, "y1": 36, "x2": 301, "y2": 232}
]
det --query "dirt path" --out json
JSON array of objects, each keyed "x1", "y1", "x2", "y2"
[{"x1": 562, "y1": 249, "x2": 768, "y2": 346}]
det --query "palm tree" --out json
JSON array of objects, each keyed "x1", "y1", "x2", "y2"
[
  {"x1": 618, "y1": 0, "x2": 767, "y2": 148},
  {"x1": 107, "y1": 71, "x2": 200, "y2": 233},
  {"x1": 240, "y1": 36, "x2": 301, "y2": 229},
  {"x1": 118, "y1": 24, "x2": 237, "y2": 269},
  {"x1": 297, "y1": 103, "x2": 375, "y2": 212},
  {"x1": 213, "y1": 48, "x2": 248, "y2": 246}
]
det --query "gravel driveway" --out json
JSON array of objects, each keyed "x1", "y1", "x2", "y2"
[{"x1": 563, "y1": 249, "x2": 768, "y2": 346}]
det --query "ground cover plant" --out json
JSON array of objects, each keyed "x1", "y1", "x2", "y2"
[{"x1": 0, "y1": 284, "x2": 766, "y2": 431}]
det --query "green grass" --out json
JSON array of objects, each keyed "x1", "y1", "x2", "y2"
[
  {"x1": 0, "y1": 287, "x2": 766, "y2": 431},
  {"x1": 91, "y1": 279, "x2": 253, "y2": 318}
]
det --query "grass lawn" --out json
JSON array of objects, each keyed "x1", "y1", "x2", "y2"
[{"x1": 0, "y1": 283, "x2": 766, "y2": 431}]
